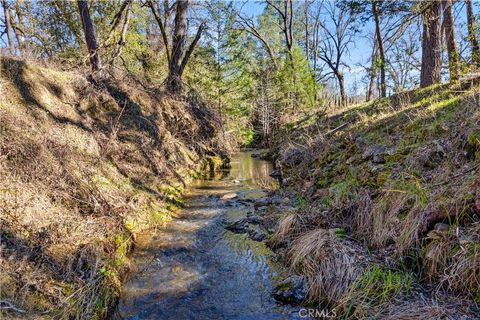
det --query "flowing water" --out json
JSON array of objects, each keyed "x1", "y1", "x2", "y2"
[{"x1": 116, "y1": 151, "x2": 302, "y2": 320}]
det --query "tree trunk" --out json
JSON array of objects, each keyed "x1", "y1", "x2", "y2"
[
  {"x1": 304, "y1": 0, "x2": 309, "y2": 63},
  {"x1": 420, "y1": 2, "x2": 442, "y2": 88},
  {"x1": 2, "y1": 0, "x2": 16, "y2": 55},
  {"x1": 372, "y1": 0, "x2": 386, "y2": 97},
  {"x1": 466, "y1": 0, "x2": 480, "y2": 66},
  {"x1": 13, "y1": 0, "x2": 25, "y2": 55},
  {"x1": 336, "y1": 71, "x2": 346, "y2": 106},
  {"x1": 77, "y1": 0, "x2": 101, "y2": 71},
  {"x1": 166, "y1": 0, "x2": 188, "y2": 93},
  {"x1": 442, "y1": 0, "x2": 459, "y2": 81},
  {"x1": 367, "y1": 40, "x2": 378, "y2": 102}
]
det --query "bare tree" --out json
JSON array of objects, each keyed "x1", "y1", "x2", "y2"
[
  {"x1": 108, "y1": 0, "x2": 132, "y2": 64},
  {"x1": 308, "y1": 0, "x2": 324, "y2": 81},
  {"x1": 13, "y1": 0, "x2": 25, "y2": 55},
  {"x1": 147, "y1": 0, "x2": 171, "y2": 64},
  {"x1": 266, "y1": 0, "x2": 294, "y2": 58},
  {"x1": 149, "y1": 0, "x2": 205, "y2": 93},
  {"x1": 420, "y1": 1, "x2": 441, "y2": 88},
  {"x1": 103, "y1": 0, "x2": 132, "y2": 48},
  {"x1": 442, "y1": 0, "x2": 459, "y2": 81},
  {"x1": 77, "y1": 0, "x2": 101, "y2": 71},
  {"x1": 316, "y1": 1, "x2": 355, "y2": 105},
  {"x1": 236, "y1": 10, "x2": 278, "y2": 69},
  {"x1": 386, "y1": 27, "x2": 421, "y2": 92},
  {"x1": 2, "y1": 0, "x2": 15, "y2": 55},
  {"x1": 465, "y1": 0, "x2": 480, "y2": 66}
]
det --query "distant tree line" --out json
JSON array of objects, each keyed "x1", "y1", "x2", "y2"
[{"x1": 1, "y1": 0, "x2": 479, "y2": 144}]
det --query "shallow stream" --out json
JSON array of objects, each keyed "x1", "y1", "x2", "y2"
[{"x1": 116, "y1": 151, "x2": 302, "y2": 319}]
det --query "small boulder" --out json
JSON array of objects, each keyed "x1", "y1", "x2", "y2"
[
  {"x1": 373, "y1": 153, "x2": 386, "y2": 164},
  {"x1": 367, "y1": 162, "x2": 384, "y2": 173},
  {"x1": 254, "y1": 197, "x2": 272, "y2": 208},
  {"x1": 225, "y1": 218, "x2": 248, "y2": 233},
  {"x1": 221, "y1": 193, "x2": 238, "y2": 200},
  {"x1": 434, "y1": 223, "x2": 450, "y2": 232},
  {"x1": 271, "y1": 197, "x2": 283, "y2": 205},
  {"x1": 272, "y1": 275, "x2": 307, "y2": 305},
  {"x1": 246, "y1": 212, "x2": 262, "y2": 224},
  {"x1": 423, "y1": 141, "x2": 446, "y2": 169},
  {"x1": 270, "y1": 169, "x2": 282, "y2": 178},
  {"x1": 248, "y1": 227, "x2": 267, "y2": 241},
  {"x1": 362, "y1": 144, "x2": 395, "y2": 164}
]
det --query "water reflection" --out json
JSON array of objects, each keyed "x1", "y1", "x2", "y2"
[{"x1": 117, "y1": 152, "x2": 299, "y2": 320}]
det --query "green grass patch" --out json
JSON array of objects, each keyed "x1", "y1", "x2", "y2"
[{"x1": 341, "y1": 264, "x2": 414, "y2": 318}]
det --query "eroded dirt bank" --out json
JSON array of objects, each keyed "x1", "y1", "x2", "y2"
[{"x1": 0, "y1": 58, "x2": 227, "y2": 319}]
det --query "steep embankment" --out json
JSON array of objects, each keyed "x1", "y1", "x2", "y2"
[
  {"x1": 0, "y1": 58, "x2": 226, "y2": 319},
  {"x1": 271, "y1": 80, "x2": 480, "y2": 318}
]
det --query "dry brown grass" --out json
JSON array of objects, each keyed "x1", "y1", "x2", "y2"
[
  {"x1": 425, "y1": 224, "x2": 480, "y2": 304},
  {"x1": 288, "y1": 229, "x2": 370, "y2": 307},
  {"x1": 422, "y1": 229, "x2": 458, "y2": 282},
  {"x1": 0, "y1": 57, "x2": 227, "y2": 318},
  {"x1": 372, "y1": 295, "x2": 477, "y2": 320}
]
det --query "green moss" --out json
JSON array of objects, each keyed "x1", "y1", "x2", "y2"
[
  {"x1": 124, "y1": 219, "x2": 138, "y2": 234},
  {"x1": 296, "y1": 196, "x2": 307, "y2": 209},
  {"x1": 158, "y1": 183, "x2": 184, "y2": 198},
  {"x1": 199, "y1": 155, "x2": 224, "y2": 177},
  {"x1": 325, "y1": 173, "x2": 360, "y2": 207},
  {"x1": 113, "y1": 233, "x2": 130, "y2": 268}
]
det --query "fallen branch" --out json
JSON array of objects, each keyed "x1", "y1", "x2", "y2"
[
  {"x1": 431, "y1": 163, "x2": 480, "y2": 187},
  {"x1": 0, "y1": 300, "x2": 26, "y2": 314},
  {"x1": 324, "y1": 117, "x2": 357, "y2": 137}
]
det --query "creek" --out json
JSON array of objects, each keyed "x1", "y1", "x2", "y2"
[{"x1": 116, "y1": 151, "x2": 302, "y2": 319}]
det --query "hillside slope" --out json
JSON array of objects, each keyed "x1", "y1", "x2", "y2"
[
  {"x1": 0, "y1": 58, "x2": 226, "y2": 319},
  {"x1": 271, "y1": 80, "x2": 480, "y2": 318}
]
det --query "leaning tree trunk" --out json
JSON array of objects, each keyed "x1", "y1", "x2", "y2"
[
  {"x1": 442, "y1": 0, "x2": 459, "y2": 81},
  {"x1": 167, "y1": 0, "x2": 188, "y2": 93},
  {"x1": 77, "y1": 0, "x2": 101, "y2": 71},
  {"x1": 466, "y1": 0, "x2": 480, "y2": 66},
  {"x1": 2, "y1": 0, "x2": 16, "y2": 55},
  {"x1": 420, "y1": 1, "x2": 442, "y2": 88}
]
